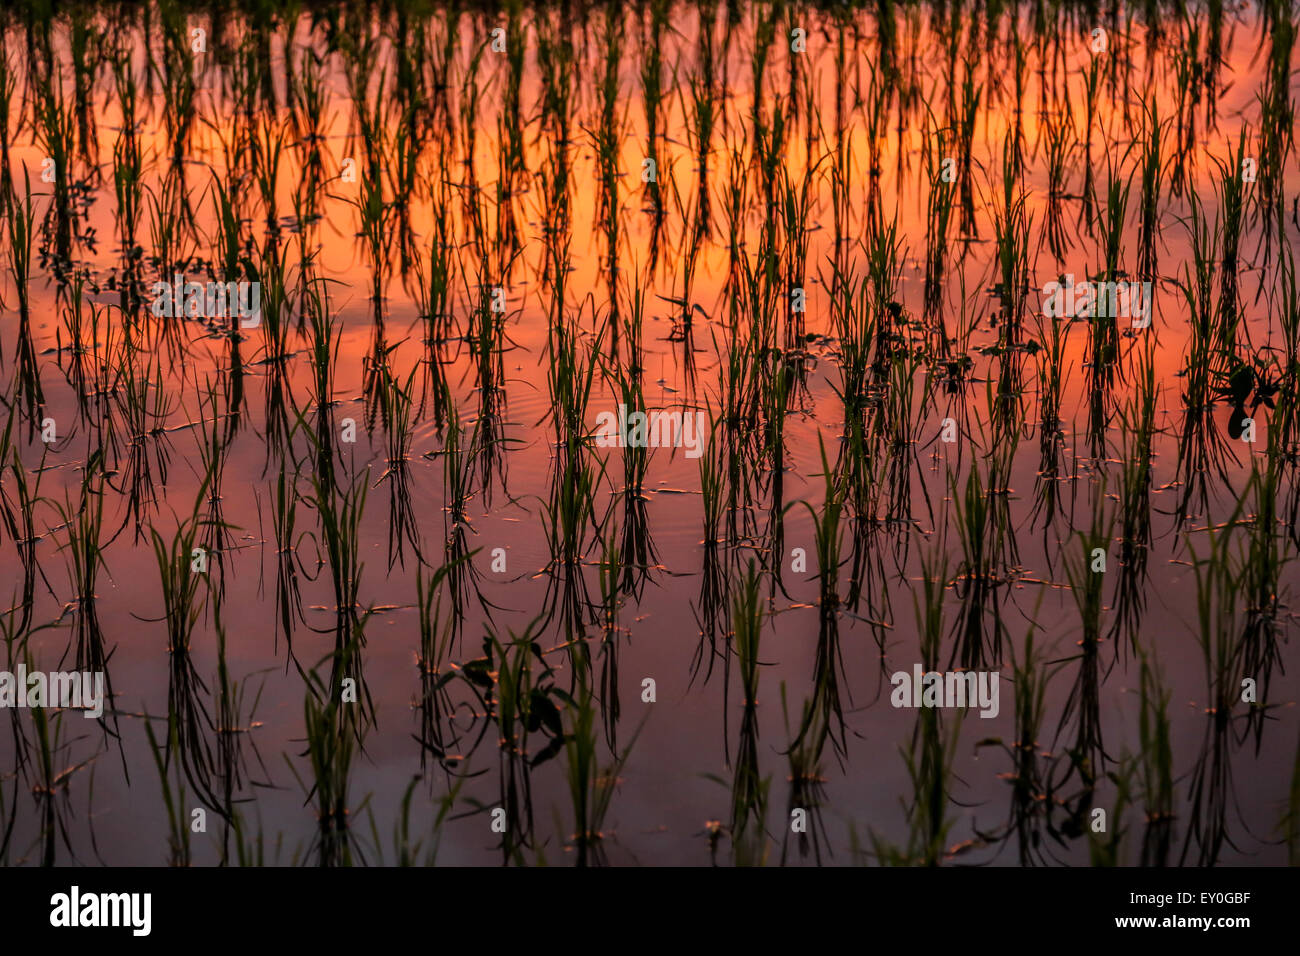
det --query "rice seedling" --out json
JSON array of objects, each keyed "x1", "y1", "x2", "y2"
[
  {"x1": 1109, "y1": 334, "x2": 1158, "y2": 655},
  {"x1": 299, "y1": 273, "x2": 342, "y2": 487},
  {"x1": 1178, "y1": 529, "x2": 1239, "y2": 867},
  {"x1": 33, "y1": 70, "x2": 77, "y2": 267},
  {"x1": 147, "y1": 478, "x2": 224, "y2": 812},
  {"x1": 1030, "y1": 302, "x2": 1072, "y2": 531},
  {"x1": 155, "y1": 0, "x2": 198, "y2": 183},
  {"x1": 949, "y1": 446, "x2": 1013, "y2": 670},
  {"x1": 691, "y1": 416, "x2": 729, "y2": 683},
  {"x1": 1053, "y1": 484, "x2": 1116, "y2": 814},
  {"x1": 1087, "y1": 151, "x2": 1132, "y2": 411},
  {"x1": 1213, "y1": 133, "x2": 1250, "y2": 352},
  {"x1": 209, "y1": 601, "x2": 269, "y2": 862},
  {"x1": 1252, "y1": 0, "x2": 1295, "y2": 266},
  {"x1": 0, "y1": 606, "x2": 34, "y2": 779},
  {"x1": 1087, "y1": 759, "x2": 1132, "y2": 866},
  {"x1": 1173, "y1": 192, "x2": 1235, "y2": 521},
  {"x1": 26, "y1": 659, "x2": 93, "y2": 866},
  {"x1": 0, "y1": 433, "x2": 49, "y2": 638},
  {"x1": 475, "y1": 621, "x2": 569, "y2": 863},
  {"x1": 778, "y1": 680, "x2": 830, "y2": 864},
  {"x1": 954, "y1": 57, "x2": 980, "y2": 238},
  {"x1": 603, "y1": 351, "x2": 658, "y2": 598},
  {"x1": 52, "y1": 450, "x2": 117, "y2": 741},
  {"x1": 1041, "y1": 106, "x2": 1076, "y2": 262},
  {"x1": 1136, "y1": 650, "x2": 1175, "y2": 866},
  {"x1": 110, "y1": 45, "x2": 144, "y2": 276},
  {"x1": 0, "y1": 41, "x2": 15, "y2": 202},
  {"x1": 873, "y1": 551, "x2": 963, "y2": 866},
  {"x1": 3, "y1": 172, "x2": 45, "y2": 435},
  {"x1": 1169, "y1": 13, "x2": 1203, "y2": 201},
  {"x1": 412, "y1": 197, "x2": 456, "y2": 431},
  {"x1": 720, "y1": 560, "x2": 770, "y2": 866},
  {"x1": 289, "y1": 640, "x2": 371, "y2": 867},
  {"x1": 922, "y1": 110, "x2": 957, "y2": 322},
  {"x1": 414, "y1": 558, "x2": 469, "y2": 771},
  {"x1": 1079, "y1": 53, "x2": 1102, "y2": 236},
  {"x1": 300, "y1": 465, "x2": 375, "y2": 730},
  {"x1": 374, "y1": 363, "x2": 423, "y2": 571},
  {"x1": 596, "y1": 520, "x2": 623, "y2": 750},
  {"x1": 1135, "y1": 101, "x2": 1165, "y2": 284},
  {"x1": 639, "y1": 0, "x2": 670, "y2": 259},
  {"x1": 686, "y1": 3, "x2": 718, "y2": 249},
  {"x1": 144, "y1": 715, "x2": 193, "y2": 866},
  {"x1": 1232, "y1": 464, "x2": 1291, "y2": 751},
  {"x1": 288, "y1": 46, "x2": 330, "y2": 228},
  {"x1": 797, "y1": 435, "x2": 849, "y2": 756},
  {"x1": 560, "y1": 664, "x2": 640, "y2": 866},
  {"x1": 978, "y1": 617, "x2": 1064, "y2": 864}
]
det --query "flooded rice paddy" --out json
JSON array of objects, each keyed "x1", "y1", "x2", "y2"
[{"x1": 1, "y1": 0, "x2": 1299, "y2": 866}]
